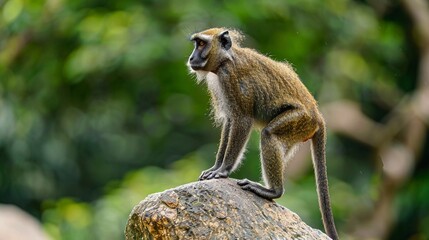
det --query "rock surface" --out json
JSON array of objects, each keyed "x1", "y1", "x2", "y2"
[{"x1": 125, "y1": 178, "x2": 331, "y2": 240}]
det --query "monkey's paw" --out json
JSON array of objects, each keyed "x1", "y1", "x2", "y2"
[
  {"x1": 237, "y1": 179, "x2": 252, "y2": 187},
  {"x1": 199, "y1": 169, "x2": 229, "y2": 180},
  {"x1": 237, "y1": 179, "x2": 283, "y2": 200}
]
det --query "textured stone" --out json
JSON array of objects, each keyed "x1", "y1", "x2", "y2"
[{"x1": 125, "y1": 178, "x2": 331, "y2": 240}]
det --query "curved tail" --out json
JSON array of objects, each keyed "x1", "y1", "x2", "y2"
[{"x1": 311, "y1": 121, "x2": 339, "y2": 240}]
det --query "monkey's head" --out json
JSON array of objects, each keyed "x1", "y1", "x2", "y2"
[{"x1": 187, "y1": 28, "x2": 243, "y2": 76}]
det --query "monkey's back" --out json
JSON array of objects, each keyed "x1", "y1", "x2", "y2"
[{"x1": 227, "y1": 47, "x2": 318, "y2": 124}]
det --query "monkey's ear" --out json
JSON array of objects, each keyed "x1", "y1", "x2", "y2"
[{"x1": 219, "y1": 31, "x2": 232, "y2": 50}]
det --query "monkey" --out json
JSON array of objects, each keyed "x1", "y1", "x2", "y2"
[{"x1": 186, "y1": 27, "x2": 338, "y2": 240}]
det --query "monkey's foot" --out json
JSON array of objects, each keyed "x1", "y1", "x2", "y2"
[
  {"x1": 199, "y1": 169, "x2": 229, "y2": 180},
  {"x1": 237, "y1": 179, "x2": 284, "y2": 200}
]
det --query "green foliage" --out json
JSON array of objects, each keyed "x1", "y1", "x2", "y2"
[
  {"x1": 42, "y1": 154, "x2": 206, "y2": 239},
  {"x1": 393, "y1": 173, "x2": 429, "y2": 239}
]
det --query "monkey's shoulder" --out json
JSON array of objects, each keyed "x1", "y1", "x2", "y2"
[{"x1": 233, "y1": 48, "x2": 298, "y2": 78}]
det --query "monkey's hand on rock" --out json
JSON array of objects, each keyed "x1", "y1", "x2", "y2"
[
  {"x1": 199, "y1": 168, "x2": 230, "y2": 180},
  {"x1": 237, "y1": 179, "x2": 284, "y2": 200}
]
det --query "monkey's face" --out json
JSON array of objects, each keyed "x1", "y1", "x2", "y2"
[
  {"x1": 188, "y1": 35, "x2": 212, "y2": 71},
  {"x1": 187, "y1": 29, "x2": 232, "y2": 73}
]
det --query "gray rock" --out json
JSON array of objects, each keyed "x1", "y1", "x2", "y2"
[{"x1": 125, "y1": 178, "x2": 331, "y2": 240}]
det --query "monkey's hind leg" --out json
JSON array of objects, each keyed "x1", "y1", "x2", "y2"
[
  {"x1": 237, "y1": 128, "x2": 287, "y2": 199},
  {"x1": 238, "y1": 110, "x2": 318, "y2": 200}
]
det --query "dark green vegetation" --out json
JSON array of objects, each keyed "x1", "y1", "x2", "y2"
[{"x1": 1, "y1": 0, "x2": 428, "y2": 239}]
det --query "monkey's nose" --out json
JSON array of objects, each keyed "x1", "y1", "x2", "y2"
[{"x1": 189, "y1": 56, "x2": 194, "y2": 61}]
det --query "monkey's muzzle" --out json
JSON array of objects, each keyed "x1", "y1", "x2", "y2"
[{"x1": 188, "y1": 58, "x2": 207, "y2": 71}]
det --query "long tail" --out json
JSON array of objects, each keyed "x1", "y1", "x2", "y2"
[{"x1": 311, "y1": 121, "x2": 339, "y2": 240}]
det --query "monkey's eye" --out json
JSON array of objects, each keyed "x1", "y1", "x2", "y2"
[{"x1": 196, "y1": 39, "x2": 206, "y2": 48}]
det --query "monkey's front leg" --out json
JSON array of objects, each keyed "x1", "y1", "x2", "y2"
[
  {"x1": 199, "y1": 120, "x2": 231, "y2": 180},
  {"x1": 200, "y1": 118, "x2": 252, "y2": 180}
]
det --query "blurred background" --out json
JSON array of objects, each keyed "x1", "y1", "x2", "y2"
[{"x1": 1, "y1": 0, "x2": 428, "y2": 239}]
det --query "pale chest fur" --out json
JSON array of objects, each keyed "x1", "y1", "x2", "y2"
[{"x1": 197, "y1": 71, "x2": 230, "y2": 122}]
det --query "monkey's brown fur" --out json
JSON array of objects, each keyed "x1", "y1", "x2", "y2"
[{"x1": 187, "y1": 27, "x2": 339, "y2": 240}]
